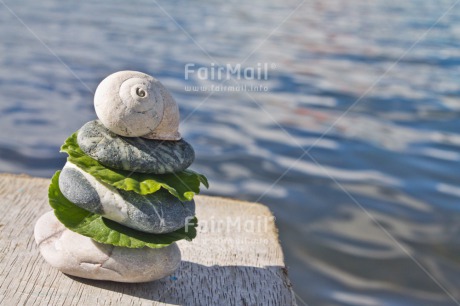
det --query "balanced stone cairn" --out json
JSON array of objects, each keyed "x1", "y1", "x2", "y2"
[{"x1": 34, "y1": 71, "x2": 208, "y2": 282}]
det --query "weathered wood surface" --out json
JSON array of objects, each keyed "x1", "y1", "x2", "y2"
[{"x1": 0, "y1": 174, "x2": 296, "y2": 306}]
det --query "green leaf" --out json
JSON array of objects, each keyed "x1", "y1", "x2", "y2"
[
  {"x1": 60, "y1": 132, "x2": 209, "y2": 201},
  {"x1": 49, "y1": 171, "x2": 198, "y2": 248}
]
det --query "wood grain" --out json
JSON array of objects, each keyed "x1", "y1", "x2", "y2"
[{"x1": 0, "y1": 174, "x2": 296, "y2": 306}]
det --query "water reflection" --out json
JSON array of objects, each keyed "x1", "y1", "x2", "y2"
[{"x1": 1, "y1": 0, "x2": 460, "y2": 304}]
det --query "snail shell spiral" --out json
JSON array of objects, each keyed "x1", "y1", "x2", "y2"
[{"x1": 94, "y1": 71, "x2": 181, "y2": 140}]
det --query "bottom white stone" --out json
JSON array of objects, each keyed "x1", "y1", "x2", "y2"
[{"x1": 34, "y1": 211, "x2": 181, "y2": 283}]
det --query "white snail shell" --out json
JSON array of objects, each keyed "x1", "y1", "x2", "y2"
[{"x1": 94, "y1": 71, "x2": 181, "y2": 140}]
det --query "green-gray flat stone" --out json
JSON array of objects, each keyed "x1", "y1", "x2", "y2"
[
  {"x1": 60, "y1": 162, "x2": 196, "y2": 234},
  {"x1": 77, "y1": 120, "x2": 195, "y2": 174}
]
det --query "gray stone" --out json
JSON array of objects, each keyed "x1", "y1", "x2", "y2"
[
  {"x1": 77, "y1": 120, "x2": 194, "y2": 174},
  {"x1": 34, "y1": 211, "x2": 181, "y2": 283},
  {"x1": 119, "y1": 188, "x2": 196, "y2": 234},
  {"x1": 59, "y1": 167, "x2": 103, "y2": 214},
  {"x1": 60, "y1": 162, "x2": 196, "y2": 234}
]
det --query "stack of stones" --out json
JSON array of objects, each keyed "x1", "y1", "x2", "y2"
[{"x1": 34, "y1": 71, "x2": 199, "y2": 282}]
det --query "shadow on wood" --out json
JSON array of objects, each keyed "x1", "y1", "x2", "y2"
[{"x1": 67, "y1": 261, "x2": 292, "y2": 305}]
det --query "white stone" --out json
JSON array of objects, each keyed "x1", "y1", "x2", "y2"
[
  {"x1": 94, "y1": 71, "x2": 181, "y2": 140},
  {"x1": 34, "y1": 211, "x2": 181, "y2": 283}
]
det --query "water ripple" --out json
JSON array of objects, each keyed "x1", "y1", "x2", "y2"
[{"x1": 1, "y1": 0, "x2": 460, "y2": 304}]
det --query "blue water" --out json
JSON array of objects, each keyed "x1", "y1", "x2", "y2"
[{"x1": 1, "y1": 0, "x2": 460, "y2": 304}]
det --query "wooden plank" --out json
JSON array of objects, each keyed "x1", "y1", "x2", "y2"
[{"x1": 0, "y1": 174, "x2": 296, "y2": 306}]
